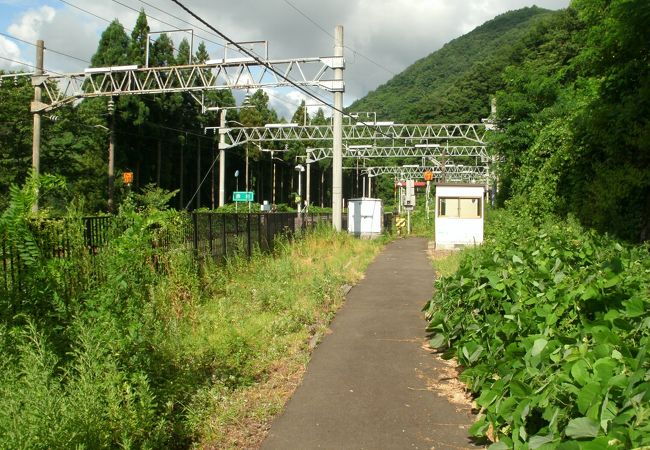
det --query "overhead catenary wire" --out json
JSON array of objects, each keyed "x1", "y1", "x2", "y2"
[
  {"x1": 168, "y1": 0, "x2": 395, "y2": 209},
  {"x1": 135, "y1": 0, "x2": 234, "y2": 53},
  {"x1": 56, "y1": 0, "x2": 218, "y2": 62},
  {"x1": 281, "y1": 0, "x2": 397, "y2": 77},
  {"x1": 168, "y1": 0, "x2": 394, "y2": 141},
  {"x1": 0, "y1": 31, "x2": 91, "y2": 64},
  {"x1": 0, "y1": 55, "x2": 65, "y2": 76},
  {"x1": 110, "y1": 0, "x2": 230, "y2": 54}
]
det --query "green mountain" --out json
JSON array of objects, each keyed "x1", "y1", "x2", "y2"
[{"x1": 348, "y1": 6, "x2": 559, "y2": 123}]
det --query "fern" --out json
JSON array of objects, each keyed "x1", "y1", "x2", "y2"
[{"x1": 0, "y1": 171, "x2": 66, "y2": 268}]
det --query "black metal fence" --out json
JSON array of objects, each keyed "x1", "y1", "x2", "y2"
[
  {"x1": 1, "y1": 212, "x2": 333, "y2": 293},
  {"x1": 184, "y1": 212, "x2": 332, "y2": 261},
  {"x1": 1, "y1": 210, "x2": 395, "y2": 294}
]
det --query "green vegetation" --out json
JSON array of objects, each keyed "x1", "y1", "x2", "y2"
[
  {"x1": 425, "y1": 212, "x2": 650, "y2": 448},
  {"x1": 348, "y1": 6, "x2": 556, "y2": 123},
  {"x1": 420, "y1": 2, "x2": 650, "y2": 447},
  {"x1": 353, "y1": 1, "x2": 649, "y2": 242},
  {"x1": 493, "y1": 0, "x2": 650, "y2": 242},
  {"x1": 0, "y1": 9, "x2": 337, "y2": 214},
  {"x1": 0, "y1": 178, "x2": 383, "y2": 448}
]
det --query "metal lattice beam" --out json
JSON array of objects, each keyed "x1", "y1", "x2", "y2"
[
  {"x1": 31, "y1": 56, "x2": 344, "y2": 112},
  {"x1": 306, "y1": 144, "x2": 487, "y2": 162},
  {"x1": 212, "y1": 122, "x2": 488, "y2": 147},
  {"x1": 362, "y1": 165, "x2": 490, "y2": 183}
]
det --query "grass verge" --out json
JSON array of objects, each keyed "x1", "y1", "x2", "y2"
[{"x1": 179, "y1": 227, "x2": 386, "y2": 448}]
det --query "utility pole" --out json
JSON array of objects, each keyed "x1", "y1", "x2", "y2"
[
  {"x1": 196, "y1": 138, "x2": 201, "y2": 209},
  {"x1": 272, "y1": 151, "x2": 277, "y2": 205},
  {"x1": 306, "y1": 160, "x2": 311, "y2": 213},
  {"x1": 332, "y1": 25, "x2": 344, "y2": 231},
  {"x1": 107, "y1": 98, "x2": 115, "y2": 213},
  {"x1": 218, "y1": 109, "x2": 226, "y2": 207},
  {"x1": 31, "y1": 39, "x2": 44, "y2": 212}
]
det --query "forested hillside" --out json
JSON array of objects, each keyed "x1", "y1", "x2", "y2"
[
  {"x1": 352, "y1": 1, "x2": 649, "y2": 242},
  {"x1": 347, "y1": 6, "x2": 557, "y2": 123},
  {"x1": 493, "y1": 0, "x2": 649, "y2": 242}
]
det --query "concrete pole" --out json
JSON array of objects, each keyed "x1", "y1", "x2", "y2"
[
  {"x1": 218, "y1": 109, "x2": 226, "y2": 207},
  {"x1": 107, "y1": 107, "x2": 115, "y2": 213},
  {"x1": 272, "y1": 151, "x2": 276, "y2": 205},
  {"x1": 296, "y1": 168, "x2": 303, "y2": 218},
  {"x1": 332, "y1": 25, "x2": 344, "y2": 231},
  {"x1": 196, "y1": 138, "x2": 201, "y2": 209},
  {"x1": 31, "y1": 39, "x2": 44, "y2": 212},
  {"x1": 306, "y1": 160, "x2": 311, "y2": 212}
]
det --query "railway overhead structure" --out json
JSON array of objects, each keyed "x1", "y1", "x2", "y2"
[
  {"x1": 30, "y1": 57, "x2": 344, "y2": 112},
  {"x1": 362, "y1": 165, "x2": 489, "y2": 183},
  {"x1": 28, "y1": 28, "x2": 348, "y2": 227},
  {"x1": 209, "y1": 122, "x2": 488, "y2": 149},
  {"x1": 305, "y1": 144, "x2": 488, "y2": 162}
]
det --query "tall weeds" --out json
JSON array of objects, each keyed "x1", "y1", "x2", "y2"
[{"x1": 0, "y1": 179, "x2": 384, "y2": 448}]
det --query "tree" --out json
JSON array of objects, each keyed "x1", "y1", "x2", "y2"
[
  {"x1": 91, "y1": 19, "x2": 129, "y2": 67},
  {"x1": 128, "y1": 9, "x2": 150, "y2": 66}
]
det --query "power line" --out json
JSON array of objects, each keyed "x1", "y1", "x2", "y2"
[
  {"x1": 170, "y1": 0, "x2": 394, "y2": 141},
  {"x1": 344, "y1": 47, "x2": 397, "y2": 76},
  {"x1": 57, "y1": 0, "x2": 113, "y2": 25},
  {"x1": 0, "y1": 31, "x2": 91, "y2": 64},
  {"x1": 169, "y1": 1, "x2": 334, "y2": 109},
  {"x1": 282, "y1": 0, "x2": 334, "y2": 39},
  {"x1": 0, "y1": 56, "x2": 64, "y2": 75},
  {"x1": 0, "y1": 31, "x2": 34, "y2": 47},
  {"x1": 57, "y1": 0, "x2": 187, "y2": 60},
  {"x1": 282, "y1": 0, "x2": 397, "y2": 77},
  {"x1": 135, "y1": 0, "x2": 232, "y2": 52}
]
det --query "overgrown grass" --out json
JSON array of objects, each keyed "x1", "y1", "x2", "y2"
[
  {"x1": 0, "y1": 179, "x2": 384, "y2": 449},
  {"x1": 431, "y1": 250, "x2": 465, "y2": 278},
  {"x1": 184, "y1": 228, "x2": 384, "y2": 447}
]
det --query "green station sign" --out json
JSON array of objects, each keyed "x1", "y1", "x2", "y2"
[{"x1": 232, "y1": 191, "x2": 254, "y2": 202}]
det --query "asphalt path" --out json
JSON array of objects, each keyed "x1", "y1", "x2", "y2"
[{"x1": 261, "y1": 237, "x2": 481, "y2": 450}]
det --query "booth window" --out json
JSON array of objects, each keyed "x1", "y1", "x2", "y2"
[{"x1": 438, "y1": 197, "x2": 481, "y2": 218}]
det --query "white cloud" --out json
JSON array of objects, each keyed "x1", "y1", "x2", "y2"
[
  {"x1": 1, "y1": 0, "x2": 571, "y2": 110},
  {"x1": 0, "y1": 35, "x2": 22, "y2": 69},
  {"x1": 8, "y1": 5, "x2": 55, "y2": 42}
]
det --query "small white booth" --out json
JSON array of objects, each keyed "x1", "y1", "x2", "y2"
[
  {"x1": 347, "y1": 198, "x2": 383, "y2": 238},
  {"x1": 435, "y1": 184, "x2": 485, "y2": 249}
]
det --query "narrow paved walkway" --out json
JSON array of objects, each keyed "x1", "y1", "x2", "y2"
[{"x1": 262, "y1": 237, "x2": 479, "y2": 450}]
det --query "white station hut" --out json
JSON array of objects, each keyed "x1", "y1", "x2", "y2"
[
  {"x1": 347, "y1": 197, "x2": 383, "y2": 238},
  {"x1": 434, "y1": 184, "x2": 485, "y2": 249}
]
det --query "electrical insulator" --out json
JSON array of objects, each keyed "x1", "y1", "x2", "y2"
[{"x1": 107, "y1": 98, "x2": 115, "y2": 114}]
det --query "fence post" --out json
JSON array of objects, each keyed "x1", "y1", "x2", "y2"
[
  {"x1": 246, "y1": 214, "x2": 252, "y2": 258},
  {"x1": 267, "y1": 213, "x2": 273, "y2": 252},
  {"x1": 208, "y1": 213, "x2": 213, "y2": 258},
  {"x1": 192, "y1": 212, "x2": 199, "y2": 258},
  {"x1": 257, "y1": 214, "x2": 262, "y2": 251},
  {"x1": 222, "y1": 214, "x2": 227, "y2": 258}
]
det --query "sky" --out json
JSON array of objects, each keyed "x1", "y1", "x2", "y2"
[{"x1": 0, "y1": 0, "x2": 569, "y2": 119}]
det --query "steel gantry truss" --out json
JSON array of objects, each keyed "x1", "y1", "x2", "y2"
[
  {"x1": 306, "y1": 144, "x2": 488, "y2": 162},
  {"x1": 362, "y1": 165, "x2": 490, "y2": 183},
  {"x1": 210, "y1": 122, "x2": 488, "y2": 148},
  {"x1": 28, "y1": 29, "x2": 348, "y2": 229},
  {"x1": 30, "y1": 56, "x2": 344, "y2": 112}
]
